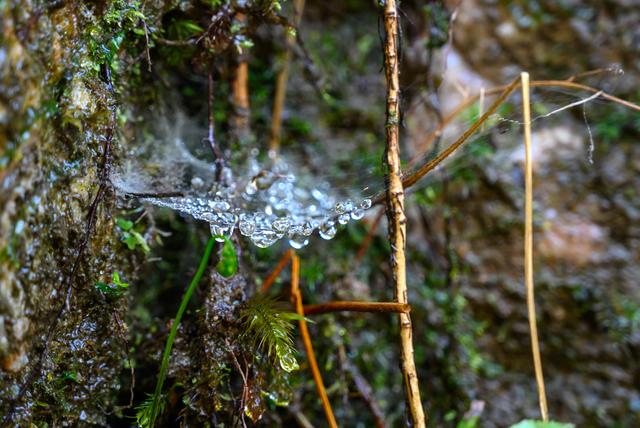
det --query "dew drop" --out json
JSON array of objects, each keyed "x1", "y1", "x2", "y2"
[
  {"x1": 272, "y1": 217, "x2": 291, "y2": 233},
  {"x1": 359, "y1": 198, "x2": 372, "y2": 210},
  {"x1": 239, "y1": 215, "x2": 255, "y2": 236},
  {"x1": 319, "y1": 220, "x2": 337, "y2": 240},
  {"x1": 251, "y1": 229, "x2": 281, "y2": 248},
  {"x1": 288, "y1": 234, "x2": 309, "y2": 249},
  {"x1": 350, "y1": 208, "x2": 365, "y2": 220},
  {"x1": 338, "y1": 213, "x2": 350, "y2": 225}
]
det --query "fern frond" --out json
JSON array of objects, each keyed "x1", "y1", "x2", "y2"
[{"x1": 240, "y1": 294, "x2": 302, "y2": 372}]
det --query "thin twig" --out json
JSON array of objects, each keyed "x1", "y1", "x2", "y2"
[
  {"x1": 261, "y1": 249, "x2": 294, "y2": 293},
  {"x1": 227, "y1": 339, "x2": 249, "y2": 428},
  {"x1": 521, "y1": 72, "x2": 549, "y2": 422},
  {"x1": 410, "y1": 77, "x2": 640, "y2": 171},
  {"x1": 381, "y1": 2, "x2": 426, "y2": 426},
  {"x1": 269, "y1": 0, "x2": 305, "y2": 153},
  {"x1": 290, "y1": 254, "x2": 338, "y2": 428},
  {"x1": 303, "y1": 301, "x2": 410, "y2": 316},
  {"x1": 400, "y1": 77, "x2": 520, "y2": 191}
]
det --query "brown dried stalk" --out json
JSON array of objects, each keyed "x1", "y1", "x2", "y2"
[
  {"x1": 269, "y1": 0, "x2": 305, "y2": 152},
  {"x1": 303, "y1": 301, "x2": 409, "y2": 316},
  {"x1": 260, "y1": 248, "x2": 294, "y2": 294},
  {"x1": 521, "y1": 72, "x2": 549, "y2": 421},
  {"x1": 290, "y1": 254, "x2": 338, "y2": 428},
  {"x1": 231, "y1": 12, "x2": 251, "y2": 142},
  {"x1": 381, "y1": 1, "x2": 426, "y2": 426}
]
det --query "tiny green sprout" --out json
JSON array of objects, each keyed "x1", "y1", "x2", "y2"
[
  {"x1": 95, "y1": 272, "x2": 129, "y2": 298},
  {"x1": 60, "y1": 371, "x2": 80, "y2": 384},
  {"x1": 240, "y1": 295, "x2": 304, "y2": 372},
  {"x1": 117, "y1": 217, "x2": 150, "y2": 253},
  {"x1": 135, "y1": 394, "x2": 165, "y2": 428},
  {"x1": 214, "y1": 235, "x2": 238, "y2": 277}
]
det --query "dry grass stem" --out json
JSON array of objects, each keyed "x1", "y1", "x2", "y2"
[
  {"x1": 521, "y1": 71, "x2": 549, "y2": 422},
  {"x1": 269, "y1": 0, "x2": 305, "y2": 152}
]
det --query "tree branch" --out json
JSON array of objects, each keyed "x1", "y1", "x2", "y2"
[{"x1": 381, "y1": 2, "x2": 426, "y2": 426}]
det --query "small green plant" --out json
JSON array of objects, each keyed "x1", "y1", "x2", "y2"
[
  {"x1": 510, "y1": 421, "x2": 574, "y2": 428},
  {"x1": 214, "y1": 235, "x2": 238, "y2": 277},
  {"x1": 116, "y1": 217, "x2": 150, "y2": 253},
  {"x1": 135, "y1": 394, "x2": 165, "y2": 428},
  {"x1": 95, "y1": 271, "x2": 129, "y2": 298},
  {"x1": 240, "y1": 294, "x2": 303, "y2": 373},
  {"x1": 146, "y1": 237, "x2": 216, "y2": 427}
]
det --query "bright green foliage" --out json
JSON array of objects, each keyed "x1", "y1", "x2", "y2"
[
  {"x1": 135, "y1": 395, "x2": 165, "y2": 428},
  {"x1": 214, "y1": 235, "x2": 238, "y2": 277},
  {"x1": 117, "y1": 217, "x2": 150, "y2": 253},
  {"x1": 146, "y1": 237, "x2": 216, "y2": 427},
  {"x1": 240, "y1": 295, "x2": 303, "y2": 373},
  {"x1": 456, "y1": 416, "x2": 479, "y2": 428},
  {"x1": 510, "y1": 420, "x2": 575, "y2": 428},
  {"x1": 95, "y1": 271, "x2": 129, "y2": 298}
]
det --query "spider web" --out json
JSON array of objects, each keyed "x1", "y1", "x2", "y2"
[{"x1": 110, "y1": 69, "x2": 632, "y2": 249}]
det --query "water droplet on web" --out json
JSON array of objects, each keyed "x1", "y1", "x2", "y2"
[
  {"x1": 350, "y1": 208, "x2": 365, "y2": 220},
  {"x1": 319, "y1": 220, "x2": 337, "y2": 240},
  {"x1": 251, "y1": 229, "x2": 282, "y2": 248},
  {"x1": 113, "y1": 138, "x2": 375, "y2": 249},
  {"x1": 338, "y1": 213, "x2": 350, "y2": 225},
  {"x1": 239, "y1": 214, "x2": 255, "y2": 236},
  {"x1": 272, "y1": 217, "x2": 291, "y2": 233},
  {"x1": 302, "y1": 221, "x2": 315, "y2": 236},
  {"x1": 335, "y1": 200, "x2": 354, "y2": 214},
  {"x1": 288, "y1": 234, "x2": 309, "y2": 249}
]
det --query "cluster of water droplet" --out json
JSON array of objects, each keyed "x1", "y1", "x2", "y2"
[{"x1": 122, "y1": 147, "x2": 373, "y2": 249}]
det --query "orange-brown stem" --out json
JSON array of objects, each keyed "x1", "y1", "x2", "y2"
[
  {"x1": 290, "y1": 255, "x2": 338, "y2": 428},
  {"x1": 303, "y1": 301, "x2": 410, "y2": 316},
  {"x1": 260, "y1": 249, "x2": 294, "y2": 294}
]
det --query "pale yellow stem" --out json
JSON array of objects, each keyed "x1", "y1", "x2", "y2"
[{"x1": 521, "y1": 71, "x2": 549, "y2": 422}]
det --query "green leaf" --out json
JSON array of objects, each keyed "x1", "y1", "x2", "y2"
[
  {"x1": 510, "y1": 420, "x2": 575, "y2": 428},
  {"x1": 457, "y1": 416, "x2": 479, "y2": 428},
  {"x1": 112, "y1": 271, "x2": 129, "y2": 288},
  {"x1": 117, "y1": 218, "x2": 133, "y2": 230},
  {"x1": 215, "y1": 236, "x2": 237, "y2": 278}
]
